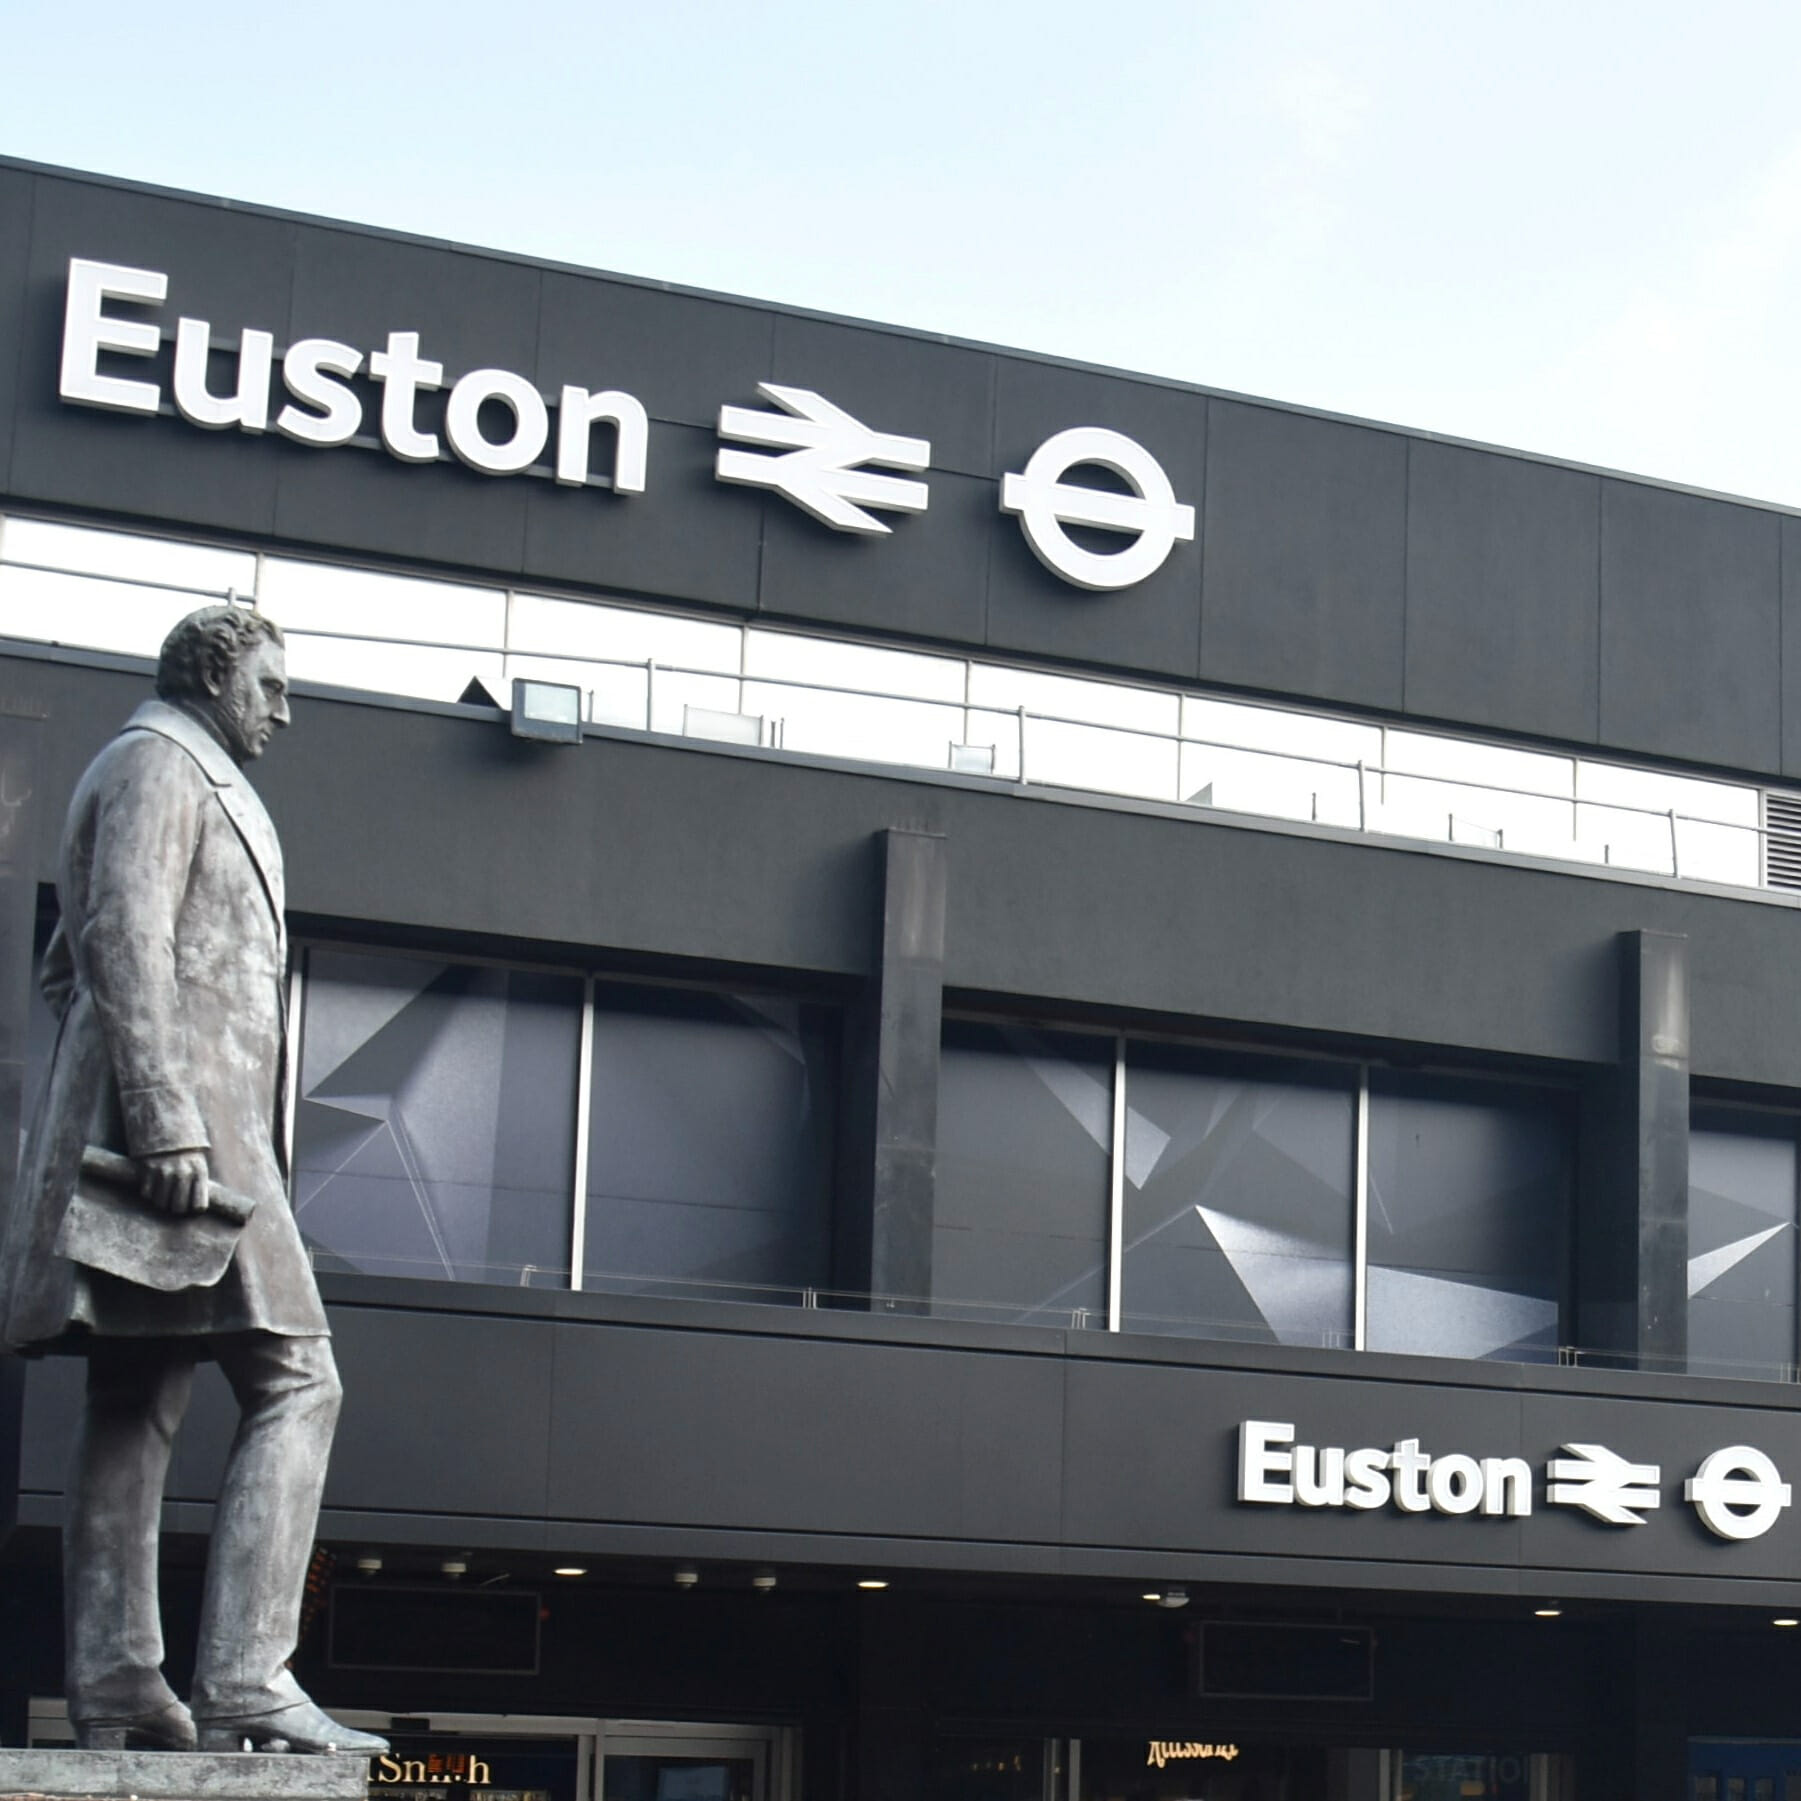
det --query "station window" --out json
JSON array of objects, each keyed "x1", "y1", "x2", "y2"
[
  {"x1": 293, "y1": 949, "x2": 582, "y2": 1287},
  {"x1": 1689, "y1": 1106, "x2": 1799, "y2": 1380},
  {"x1": 933, "y1": 1019, "x2": 1572, "y2": 1362},
  {"x1": 581, "y1": 984, "x2": 836, "y2": 1304},
  {"x1": 933, "y1": 1021, "x2": 1113, "y2": 1327},
  {"x1": 1118, "y1": 1044, "x2": 1356, "y2": 1344},
  {"x1": 1364, "y1": 1073, "x2": 1572, "y2": 1363}
]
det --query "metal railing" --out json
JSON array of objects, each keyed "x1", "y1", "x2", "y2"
[
  {"x1": 0, "y1": 527, "x2": 1779, "y2": 892},
  {"x1": 270, "y1": 621, "x2": 1770, "y2": 887}
]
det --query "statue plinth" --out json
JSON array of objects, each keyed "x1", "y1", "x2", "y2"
[{"x1": 0, "y1": 1748, "x2": 369, "y2": 1801}]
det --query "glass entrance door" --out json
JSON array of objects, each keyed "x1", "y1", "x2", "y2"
[{"x1": 597, "y1": 1724, "x2": 781, "y2": 1801}]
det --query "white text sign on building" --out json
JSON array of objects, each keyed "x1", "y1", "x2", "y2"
[{"x1": 56, "y1": 258, "x2": 1193, "y2": 590}]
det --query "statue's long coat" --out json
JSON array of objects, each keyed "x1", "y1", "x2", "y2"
[{"x1": 0, "y1": 698, "x2": 326, "y2": 1350}]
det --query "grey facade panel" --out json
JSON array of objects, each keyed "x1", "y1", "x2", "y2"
[
  {"x1": 535, "y1": 268, "x2": 775, "y2": 431},
  {"x1": 1782, "y1": 514, "x2": 1801, "y2": 781},
  {"x1": 522, "y1": 419, "x2": 763, "y2": 613},
  {"x1": 755, "y1": 466, "x2": 989, "y2": 645},
  {"x1": 286, "y1": 223, "x2": 543, "y2": 389},
  {"x1": 1599, "y1": 479, "x2": 1781, "y2": 771},
  {"x1": 0, "y1": 168, "x2": 33, "y2": 496},
  {"x1": 1404, "y1": 440, "x2": 1602, "y2": 742},
  {"x1": 1200, "y1": 399, "x2": 1408, "y2": 711},
  {"x1": 324, "y1": 1307, "x2": 556, "y2": 1518},
  {"x1": 769, "y1": 313, "x2": 996, "y2": 480},
  {"x1": 270, "y1": 434, "x2": 530, "y2": 583},
  {"x1": 542, "y1": 1320, "x2": 1066, "y2": 1543}
]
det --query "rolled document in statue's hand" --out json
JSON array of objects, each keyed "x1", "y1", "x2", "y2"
[{"x1": 79, "y1": 1146, "x2": 254, "y2": 1227}]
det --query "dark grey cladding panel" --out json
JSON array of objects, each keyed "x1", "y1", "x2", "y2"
[
  {"x1": 756, "y1": 467, "x2": 988, "y2": 643},
  {"x1": 769, "y1": 314, "x2": 996, "y2": 478},
  {"x1": 544, "y1": 1321, "x2": 1064, "y2": 1542},
  {"x1": 535, "y1": 269, "x2": 774, "y2": 430},
  {"x1": 1404, "y1": 442, "x2": 1601, "y2": 742},
  {"x1": 9, "y1": 174, "x2": 296, "y2": 536},
  {"x1": 0, "y1": 168, "x2": 35, "y2": 493},
  {"x1": 1600, "y1": 480, "x2": 1781, "y2": 773},
  {"x1": 270, "y1": 432, "x2": 529, "y2": 577},
  {"x1": 16, "y1": 1352, "x2": 80, "y2": 1494},
  {"x1": 987, "y1": 361, "x2": 1206, "y2": 680},
  {"x1": 523, "y1": 420, "x2": 761, "y2": 612},
  {"x1": 325, "y1": 1305, "x2": 555, "y2": 1517},
  {"x1": 287, "y1": 223, "x2": 542, "y2": 381},
  {"x1": 1200, "y1": 400, "x2": 1407, "y2": 711},
  {"x1": 1782, "y1": 516, "x2": 1801, "y2": 781},
  {"x1": 257, "y1": 694, "x2": 884, "y2": 976}
]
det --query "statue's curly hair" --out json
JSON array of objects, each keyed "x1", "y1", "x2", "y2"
[{"x1": 155, "y1": 606, "x2": 284, "y2": 704}]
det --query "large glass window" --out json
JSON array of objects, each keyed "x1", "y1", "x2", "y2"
[
  {"x1": 934, "y1": 1022, "x2": 1112, "y2": 1326},
  {"x1": 1365, "y1": 1073, "x2": 1570, "y2": 1363},
  {"x1": 582, "y1": 985, "x2": 835, "y2": 1303},
  {"x1": 1121, "y1": 1046, "x2": 1356, "y2": 1345},
  {"x1": 1689, "y1": 1108, "x2": 1799, "y2": 1379},
  {"x1": 293, "y1": 949, "x2": 582, "y2": 1286},
  {"x1": 936, "y1": 1021, "x2": 1571, "y2": 1362}
]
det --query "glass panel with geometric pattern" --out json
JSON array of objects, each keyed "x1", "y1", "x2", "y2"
[
  {"x1": 933, "y1": 1021, "x2": 1113, "y2": 1327},
  {"x1": 1364, "y1": 1072, "x2": 1572, "y2": 1363},
  {"x1": 582, "y1": 985, "x2": 836, "y2": 1304},
  {"x1": 293, "y1": 949, "x2": 581, "y2": 1287},
  {"x1": 1689, "y1": 1109, "x2": 1799, "y2": 1380},
  {"x1": 1119, "y1": 1045, "x2": 1356, "y2": 1346}
]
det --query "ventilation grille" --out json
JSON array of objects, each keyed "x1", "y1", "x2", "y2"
[{"x1": 1766, "y1": 792, "x2": 1801, "y2": 889}]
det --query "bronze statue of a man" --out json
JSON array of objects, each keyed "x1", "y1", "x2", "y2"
[{"x1": 0, "y1": 606, "x2": 385, "y2": 1756}]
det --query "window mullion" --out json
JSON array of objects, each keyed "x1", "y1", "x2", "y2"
[
  {"x1": 569, "y1": 974, "x2": 596, "y2": 1291},
  {"x1": 1108, "y1": 1036, "x2": 1126, "y2": 1332},
  {"x1": 1353, "y1": 1065, "x2": 1370, "y2": 1351}
]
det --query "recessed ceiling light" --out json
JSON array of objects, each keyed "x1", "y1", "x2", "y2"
[
  {"x1": 553, "y1": 1566, "x2": 586, "y2": 1578},
  {"x1": 857, "y1": 1579, "x2": 889, "y2": 1590}
]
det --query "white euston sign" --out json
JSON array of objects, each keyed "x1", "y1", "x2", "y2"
[
  {"x1": 61, "y1": 259, "x2": 648, "y2": 491},
  {"x1": 1237, "y1": 1419, "x2": 1793, "y2": 1541},
  {"x1": 57, "y1": 257, "x2": 1195, "y2": 592}
]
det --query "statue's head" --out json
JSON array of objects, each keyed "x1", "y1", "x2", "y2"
[{"x1": 156, "y1": 605, "x2": 290, "y2": 765}]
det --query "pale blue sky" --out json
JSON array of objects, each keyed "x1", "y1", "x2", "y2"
[{"x1": 6, "y1": 0, "x2": 1801, "y2": 505}]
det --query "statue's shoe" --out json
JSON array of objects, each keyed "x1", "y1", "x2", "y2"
[
  {"x1": 73, "y1": 1701, "x2": 198, "y2": 1751},
  {"x1": 197, "y1": 1700, "x2": 389, "y2": 1754}
]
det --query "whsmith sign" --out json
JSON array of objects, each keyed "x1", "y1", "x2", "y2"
[{"x1": 57, "y1": 258, "x2": 1194, "y2": 592}]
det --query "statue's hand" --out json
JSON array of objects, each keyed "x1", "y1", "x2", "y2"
[{"x1": 139, "y1": 1149, "x2": 210, "y2": 1217}]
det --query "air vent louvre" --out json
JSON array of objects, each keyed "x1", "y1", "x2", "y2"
[{"x1": 1766, "y1": 793, "x2": 1801, "y2": 890}]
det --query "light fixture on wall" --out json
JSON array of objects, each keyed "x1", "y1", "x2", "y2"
[
  {"x1": 1158, "y1": 1588, "x2": 1190, "y2": 1610},
  {"x1": 355, "y1": 1556, "x2": 383, "y2": 1576},
  {"x1": 857, "y1": 1578, "x2": 889, "y2": 1591},
  {"x1": 1533, "y1": 1602, "x2": 1563, "y2": 1618},
  {"x1": 553, "y1": 1566, "x2": 586, "y2": 1578},
  {"x1": 510, "y1": 678, "x2": 583, "y2": 743},
  {"x1": 673, "y1": 1566, "x2": 700, "y2": 1589},
  {"x1": 441, "y1": 1559, "x2": 468, "y2": 1580},
  {"x1": 751, "y1": 1569, "x2": 778, "y2": 1593}
]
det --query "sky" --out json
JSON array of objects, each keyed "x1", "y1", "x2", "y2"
[{"x1": 5, "y1": 0, "x2": 1801, "y2": 507}]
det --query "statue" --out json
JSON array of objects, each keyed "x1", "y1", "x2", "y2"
[{"x1": 0, "y1": 606, "x2": 387, "y2": 1756}]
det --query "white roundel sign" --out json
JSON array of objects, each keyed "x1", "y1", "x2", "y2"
[
  {"x1": 999, "y1": 427, "x2": 1196, "y2": 590},
  {"x1": 1685, "y1": 1445, "x2": 1793, "y2": 1540}
]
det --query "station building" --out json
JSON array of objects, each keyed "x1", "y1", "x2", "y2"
[{"x1": 4, "y1": 156, "x2": 1801, "y2": 1801}]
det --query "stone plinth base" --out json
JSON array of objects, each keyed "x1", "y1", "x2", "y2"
[{"x1": 0, "y1": 1749, "x2": 368, "y2": 1801}]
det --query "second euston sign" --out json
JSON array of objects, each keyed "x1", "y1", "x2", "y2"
[{"x1": 58, "y1": 258, "x2": 1196, "y2": 593}]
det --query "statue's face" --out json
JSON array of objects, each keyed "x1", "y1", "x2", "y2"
[{"x1": 209, "y1": 638, "x2": 290, "y2": 764}]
